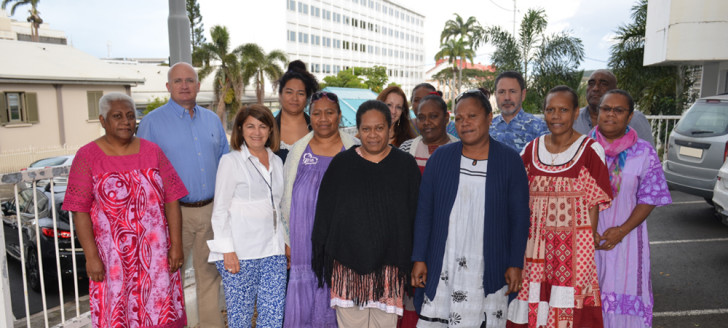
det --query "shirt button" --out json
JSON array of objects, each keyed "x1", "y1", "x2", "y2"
[
  {"x1": 201, "y1": 169, "x2": 204, "y2": 172},
  {"x1": 194, "y1": 137, "x2": 198, "y2": 140}
]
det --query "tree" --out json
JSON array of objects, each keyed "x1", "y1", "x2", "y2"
[
  {"x1": 440, "y1": 14, "x2": 483, "y2": 94},
  {"x1": 321, "y1": 69, "x2": 366, "y2": 89},
  {"x1": 144, "y1": 96, "x2": 168, "y2": 115},
  {"x1": 238, "y1": 43, "x2": 288, "y2": 105},
  {"x1": 2, "y1": 0, "x2": 42, "y2": 42},
  {"x1": 197, "y1": 25, "x2": 243, "y2": 122},
  {"x1": 608, "y1": 0, "x2": 697, "y2": 115},
  {"x1": 356, "y1": 66, "x2": 389, "y2": 93},
  {"x1": 320, "y1": 66, "x2": 389, "y2": 92},
  {"x1": 480, "y1": 8, "x2": 584, "y2": 112},
  {"x1": 435, "y1": 39, "x2": 475, "y2": 105},
  {"x1": 187, "y1": 0, "x2": 206, "y2": 66}
]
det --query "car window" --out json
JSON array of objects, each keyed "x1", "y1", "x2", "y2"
[
  {"x1": 675, "y1": 102, "x2": 728, "y2": 137},
  {"x1": 29, "y1": 157, "x2": 70, "y2": 168},
  {"x1": 19, "y1": 189, "x2": 48, "y2": 214}
]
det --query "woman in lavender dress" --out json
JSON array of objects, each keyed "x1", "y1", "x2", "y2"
[
  {"x1": 590, "y1": 90, "x2": 672, "y2": 328},
  {"x1": 281, "y1": 91, "x2": 359, "y2": 327}
]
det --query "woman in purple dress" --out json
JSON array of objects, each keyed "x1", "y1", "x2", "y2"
[
  {"x1": 589, "y1": 90, "x2": 672, "y2": 328},
  {"x1": 281, "y1": 91, "x2": 359, "y2": 327}
]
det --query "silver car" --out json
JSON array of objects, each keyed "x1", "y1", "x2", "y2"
[{"x1": 664, "y1": 94, "x2": 728, "y2": 203}]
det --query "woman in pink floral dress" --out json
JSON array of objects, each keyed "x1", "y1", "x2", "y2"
[{"x1": 64, "y1": 93, "x2": 187, "y2": 328}]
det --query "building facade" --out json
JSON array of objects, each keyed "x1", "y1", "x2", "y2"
[{"x1": 241, "y1": 0, "x2": 426, "y2": 96}]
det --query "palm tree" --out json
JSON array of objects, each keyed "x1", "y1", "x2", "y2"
[
  {"x1": 608, "y1": 0, "x2": 696, "y2": 115},
  {"x1": 197, "y1": 25, "x2": 243, "y2": 123},
  {"x1": 2, "y1": 0, "x2": 42, "y2": 42},
  {"x1": 435, "y1": 39, "x2": 475, "y2": 105},
  {"x1": 237, "y1": 43, "x2": 288, "y2": 105},
  {"x1": 479, "y1": 8, "x2": 584, "y2": 112},
  {"x1": 440, "y1": 14, "x2": 483, "y2": 93}
]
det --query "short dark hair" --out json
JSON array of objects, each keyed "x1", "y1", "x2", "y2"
[
  {"x1": 411, "y1": 82, "x2": 436, "y2": 100},
  {"x1": 356, "y1": 100, "x2": 391, "y2": 129},
  {"x1": 601, "y1": 89, "x2": 635, "y2": 113},
  {"x1": 277, "y1": 60, "x2": 319, "y2": 98},
  {"x1": 231, "y1": 104, "x2": 280, "y2": 152},
  {"x1": 455, "y1": 88, "x2": 493, "y2": 115},
  {"x1": 419, "y1": 94, "x2": 448, "y2": 116},
  {"x1": 494, "y1": 71, "x2": 526, "y2": 91},
  {"x1": 544, "y1": 85, "x2": 579, "y2": 111}
]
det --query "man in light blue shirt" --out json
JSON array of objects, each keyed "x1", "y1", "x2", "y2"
[
  {"x1": 489, "y1": 71, "x2": 549, "y2": 152},
  {"x1": 137, "y1": 62, "x2": 228, "y2": 328}
]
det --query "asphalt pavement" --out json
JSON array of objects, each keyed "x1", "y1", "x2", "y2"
[{"x1": 650, "y1": 190, "x2": 728, "y2": 327}]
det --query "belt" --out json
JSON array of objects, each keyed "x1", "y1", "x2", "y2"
[{"x1": 179, "y1": 198, "x2": 213, "y2": 208}]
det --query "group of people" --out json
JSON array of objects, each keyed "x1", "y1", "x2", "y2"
[{"x1": 62, "y1": 59, "x2": 671, "y2": 328}]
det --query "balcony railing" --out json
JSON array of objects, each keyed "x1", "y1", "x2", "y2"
[{"x1": 0, "y1": 166, "x2": 91, "y2": 328}]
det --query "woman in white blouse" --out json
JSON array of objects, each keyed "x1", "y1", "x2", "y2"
[{"x1": 207, "y1": 104, "x2": 287, "y2": 327}]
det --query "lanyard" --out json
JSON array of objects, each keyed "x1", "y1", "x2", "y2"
[{"x1": 248, "y1": 156, "x2": 277, "y2": 230}]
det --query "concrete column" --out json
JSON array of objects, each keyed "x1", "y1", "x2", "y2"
[
  {"x1": 168, "y1": 0, "x2": 192, "y2": 65},
  {"x1": 54, "y1": 84, "x2": 65, "y2": 145},
  {"x1": 701, "y1": 62, "x2": 719, "y2": 98}
]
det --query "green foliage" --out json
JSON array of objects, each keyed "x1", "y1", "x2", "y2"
[
  {"x1": 320, "y1": 66, "x2": 389, "y2": 92},
  {"x1": 187, "y1": 0, "x2": 206, "y2": 66},
  {"x1": 439, "y1": 14, "x2": 483, "y2": 99},
  {"x1": 478, "y1": 8, "x2": 584, "y2": 113},
  {"x1": 196, "y1": 25, "x2": 244, "y2": 122},
  {"x1": 2, "y1": 0, "x2": 42, "y2": 41},
  {"x1": 608, "y1": 0, "x2": 697, "y2": 115},
  {"x1": 237, "y1": 43, "x2": 288, "y2": 104},
  {"x1": 144, "y1": 96, "x2": 168, "y2": 115}
]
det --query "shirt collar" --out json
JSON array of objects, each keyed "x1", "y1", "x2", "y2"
[
  {"x1": 167, "y1": 98, "x2": 199, "y2": 119},
  {"x1": 240, "y1": 143, "x2": 273, "y2": 162},
  {"x1": 494, "y1": 108, "x2": 526, "y2": 124}
]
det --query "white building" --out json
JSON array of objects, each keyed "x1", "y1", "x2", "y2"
[
  {"x1": 644, "y1": 0, "x2": 728, "y2": 97},
  {"x1": 235, "y1": 0, "x2": 426, "y2": 96}
]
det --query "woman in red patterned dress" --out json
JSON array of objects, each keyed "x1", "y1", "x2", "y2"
[
  {"x1": 63, "y1": 93, "x2": 188, "y2": 328},
  {"x1": 507, "y1": 86, "x2": 612, "y2": 328}
]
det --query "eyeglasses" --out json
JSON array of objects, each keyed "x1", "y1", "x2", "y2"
[
  {"x1": 311, "y1": 91, "x2": 338, "y2": 103},
  {"x1": 455, "y1": 89, "x2": 487, "y2": 104},
  {"x1": 599, "y1": 106, "x2": 629, "y2": 115}
]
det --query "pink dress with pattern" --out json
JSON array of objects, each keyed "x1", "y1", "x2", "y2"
[
  {"x1": 508, "y1": 136, "x2": 612, "y2": 328},
  {"x1": 63, "y1": 139, "x2": 188, "y2": 328}
]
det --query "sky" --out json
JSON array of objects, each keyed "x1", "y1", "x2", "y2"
[{"x1": 4, "y1": 0, "x2": 639, "y2": 71}]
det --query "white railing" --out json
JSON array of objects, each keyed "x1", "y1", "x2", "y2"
[
  {"x1": 0, "y1": 167, "x2": 90, "y2": 328},
  {"x1": 646, "y1": 115, "x2": 682, "y2": 160}
]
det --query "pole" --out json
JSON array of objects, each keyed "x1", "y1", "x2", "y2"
[{"x1": 168, "y1": 0, "x2": 192, "y2": 65}]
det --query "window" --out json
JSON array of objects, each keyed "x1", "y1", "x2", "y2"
[
  {"x1": 86, "y1": 91, "x2": 102, "y2": 120},
  {"x1": 298, "y1": 32, "x2": 309, "y2": 44},
  {"x1": 343, "y1": 41, "x2": 350, "y2": 50},
  {"x1": 287, "y1": 30, "x2": 296, "y2": 42},
  {"x1": 1, "y1": 92, "x2": 38, "y2": 124},
  {"x1": 287, "y1": 0, "x2": 296, "y2": 11},
  {"x1": 334, "y1": 65, "x2": 341, "y2": 74}
]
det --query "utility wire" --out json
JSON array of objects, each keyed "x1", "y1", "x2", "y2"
[{"x1": 489, "y1": 0, "x2": 512, "y2": 11}]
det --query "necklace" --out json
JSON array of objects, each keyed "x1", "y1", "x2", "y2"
[{"x1": 546, "y1": 132, "x2": 574, "y2": 166}]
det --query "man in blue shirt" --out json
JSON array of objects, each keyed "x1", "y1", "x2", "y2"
[
  {"x1": 489, "y1": 71, "x2": 549, "y2": 152},
  {"x1": 137, "y1": 62, "x2": 229, "y2": 328}
]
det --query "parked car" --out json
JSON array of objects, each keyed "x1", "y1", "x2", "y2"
[
  {"x1": 713, "y1": 156, "x2": 728, "y2": 225},
  {"x1": 1, "y1": 182, "x2": 85, "y2": 291},
  {"x1": 664, "y1": 94, "x2": 728, "y2": 204},
  {"x1": 26, "y1": 155, "x2": 74, "y2": 170},
  {"x1": 24, "y1": 155, "x2": 74, "y2": 187}
]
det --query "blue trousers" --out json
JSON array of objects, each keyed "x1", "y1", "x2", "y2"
[{"x1": 216, "y1": 255, "x2": 287, "y2": 328}]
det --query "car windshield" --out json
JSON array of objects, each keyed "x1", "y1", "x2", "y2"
[
  {"x1": 675, "y1": 101, "x2": 728, "y2": 137},
  {"x1": 29, "y1": 157, "x2": 69, "y2": 168}
]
